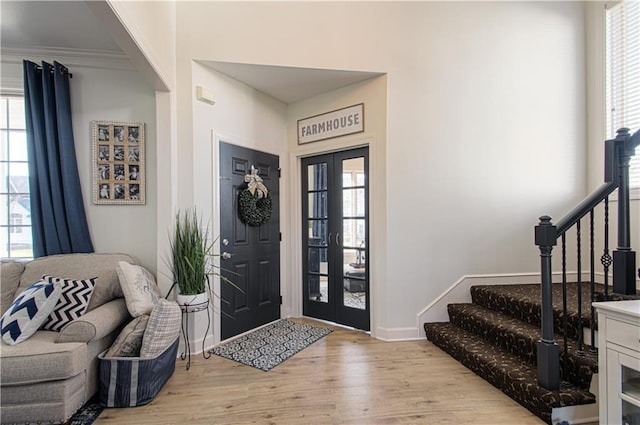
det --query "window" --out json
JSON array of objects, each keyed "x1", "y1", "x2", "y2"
[
  {"x1": 606, "y1": 1, "x2": 640, "y2": 189},
  {"x1": 0, "y1": 96, "x2": 32, "y2": 258}
]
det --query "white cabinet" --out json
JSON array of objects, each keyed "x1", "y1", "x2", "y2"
[{"x1": 594, "y1": 300, "x2": 640, "y2": 425}]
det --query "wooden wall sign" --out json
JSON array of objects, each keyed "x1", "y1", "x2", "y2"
[{"x1": 297, "y1": 103, "x2": 364, "y2": 144}]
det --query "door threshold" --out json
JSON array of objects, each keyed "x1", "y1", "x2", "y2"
[
  {"x1": 215, "y1": 318, "x2": 281, "y2": 345},
  {"x1": 300, "y1": 315, "x2": 371, "y2": 335}
]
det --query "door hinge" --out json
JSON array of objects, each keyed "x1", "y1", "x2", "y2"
[
  {"x1": 279, "y1": 232, "x2": 282, "y2": 241},
  {"x1": 278, "y1": 168, "x2": 282, "y2": 178},
  {"x1": 279, "y1": 296, "x2": 283, "y2": 305}
]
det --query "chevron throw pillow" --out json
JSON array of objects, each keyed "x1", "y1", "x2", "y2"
[
  {"x1": 41, "y1": 275, "x2": 97, "y2": 332},
  {"x1": 0, "y1": 280, "x2": 63, "y2": 345}
]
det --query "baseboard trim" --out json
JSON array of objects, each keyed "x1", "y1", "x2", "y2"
[
  {"x1": 416, "y1": 271, "x2": 593, "y2": 337},
  {"x1": 374, "y1": 326, "x2": 421, "y2": 342},
  {"x1": 299, "y1": 316, "x2": 421, "y2": 342},
  {"x1": 177, "y1": 333, "x2": 215, "y2": 358}
]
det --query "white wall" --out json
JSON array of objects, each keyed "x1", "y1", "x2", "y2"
[
  {"x1": 175, "y1": 1, "x2": 588, "y2": 336},
  {"x1": 86, "y1": 0, "x2": 178, "y2": 290},
  {"x1": 1, "y1": 60, "x2": 158, "y2": 272},
  {"x1": 190, "y1": 61, "x2": 288, "y2": 345},
  {"x1": 192, "y1": 61, "x2": 288, "y2": 219},
  {"x1": 105, "y1": 0, "x2": 176, "y2": 90},
  {"x1": 76, "y1": 67, "x2": 157, "y2": 271}
]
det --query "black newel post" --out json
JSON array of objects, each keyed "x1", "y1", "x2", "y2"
[
  {"x1": 613, "y1": 128, "x2": 638, "y2": 295},
  {"x1": 535, "y1": 215, "x2": 560, "y2": 390}
]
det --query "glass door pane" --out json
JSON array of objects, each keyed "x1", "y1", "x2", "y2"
[
  {"x1": 622, "y1": 400, "x2": 640, "y2": 425},
  {"x1": 341, "y1": 157, "x2": 366, "y2": 311},
  {"x1": 307, "y1": 163, "x2": 329, "y2": 304},
  {"x1": 622, "y1": 363, "x2": 640, "y2": 424}
]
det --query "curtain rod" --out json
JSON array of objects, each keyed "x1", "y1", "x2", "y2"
[{"x1": 34, "y1": 64, "x2": 73, "y2": 78}]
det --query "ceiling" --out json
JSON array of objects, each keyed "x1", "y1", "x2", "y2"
[
  {"x1": 200, "y1": 61, "x2": 381, "y2": 104},
  {"x1": 0, "y1": 1, "x2": 122, "y2": 52},
  {"x1": 1, "y1": 1, "x2": 381, "y2": 104}
]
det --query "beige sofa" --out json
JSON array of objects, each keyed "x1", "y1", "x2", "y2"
[{"x1": 0, "y1": 253, "x2": 134, "y2": 424}]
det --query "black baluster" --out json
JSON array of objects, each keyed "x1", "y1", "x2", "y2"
[
  {"x1": 601, "y1": 197, "x2": 611, "y2": 301},
  {"x1": 561, "y1": 233, "x2": 568, "y2": 381},
  {"x1": 589, "y1": 210, "x2": 596, "y2": 354},
  {"x1": 576, "y1": 219, "x2": 584, "y2": 355}
]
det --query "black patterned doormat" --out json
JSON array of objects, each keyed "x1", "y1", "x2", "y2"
[{"x1": 209, "y1": 319, "x2": 332, "y2": 371}]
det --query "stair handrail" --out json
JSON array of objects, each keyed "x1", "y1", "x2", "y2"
[
  {"x1": 554, "y1": 182, "x2": 617, "y2": 236},
  {"x1": 555, "y1": 127, "x2": 639, "y2": 234},
  {"x1": 534, "y1": 127, "x2": 639, "y2": 391}
]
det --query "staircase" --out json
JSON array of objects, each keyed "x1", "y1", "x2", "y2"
[
  {"x1": 424, "y1": 128, "x2": 640, "y2": 424},
  {"x1": 424, "y1": 282, "x2": 603, "y2": 424}
]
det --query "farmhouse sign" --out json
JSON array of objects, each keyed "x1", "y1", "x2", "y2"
[{"x1": 297, "y1": 103, "x2": 364, "y2": 144}]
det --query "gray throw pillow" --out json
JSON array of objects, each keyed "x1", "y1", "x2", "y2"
[
  {"x1": 140, "y1": 299, "x2": 181, "y2": 358},
  {"x1": 105, "y1": 315, "x2": 149, "y2": 357}
]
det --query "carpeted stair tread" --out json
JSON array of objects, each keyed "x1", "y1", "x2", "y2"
[
  {"x1": 470, "y1": 283, "x2": 602, "y2": 340},
  {"x1": 423, "y1": 322, "x2": 596, "y2": 425},
  {"x1": 471, "y1": 283, "x2": 640, "y2": 337},
  {"x1": 447, "y1": 303, "x2": 597, "y2": 389}
]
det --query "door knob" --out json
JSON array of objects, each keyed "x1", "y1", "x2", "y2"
[{"x1": 221, "y1": 252, "x2": 233, "y2": 260}]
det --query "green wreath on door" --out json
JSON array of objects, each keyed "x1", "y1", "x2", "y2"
[{"x1": 238, "y1": 166, "x2": 272, "y2": 226}]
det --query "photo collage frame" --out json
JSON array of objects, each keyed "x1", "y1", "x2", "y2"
[{"x1": 92, "y1": 121, "x2": 145, "y2": 205}]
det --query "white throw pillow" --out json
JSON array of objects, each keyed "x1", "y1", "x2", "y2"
[
  {"x1": 116, "y1": 261, "x2": 161, "y2": 317},
  {"x1": 0, "y1": 280, "x2": 62, "y2": 345}
]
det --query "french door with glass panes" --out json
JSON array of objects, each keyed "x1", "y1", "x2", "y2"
[{"x1": 302, "y1": 147, "x2": 369, "y2": 331}]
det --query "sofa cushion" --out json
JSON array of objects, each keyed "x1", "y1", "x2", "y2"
[
  {"x1": 116, "y1": 261, "x2": 160, "y2": 317},
  {"x1": 57, "y1": 318, "x2": 97, "y2": 344},
  {"x1": 0, "y1": 330, "x2": 87, "y2": 385},
  {"x1": 1, "y1": 261, "x2": 25, "y2": 315},
  {"x1": 0, "y1": 371, "x2": 85, "y2": 405},
  {"x1": 19, "y1": 253, "x2": 136, "y2": 311},
  {"x1": 140, "y1": 299, "x2": 181, "y2": 358},
  {"x1": 105, "y1": 315, "x2": 149, "y2": 357},
  {"x1": 41, "y1": 276, "x2": 96, "y2": 332},
  {"x1": 0, "y1": 373, "x2": 86, "y2": 425},
  {"x1": 0, "y1": 281, "x2": 63, "y2": 345},
  {"x1": 56, "y1": 298, "x2": 129, "y2": 344}
]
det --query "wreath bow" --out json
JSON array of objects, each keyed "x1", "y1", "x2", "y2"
[{"x1": 244, "y1": 166, "x2": 268, "y2": 198}]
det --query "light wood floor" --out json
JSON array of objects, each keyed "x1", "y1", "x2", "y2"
[{"x1": 96, "y1": 318, "x2": 545, "y2": 425}]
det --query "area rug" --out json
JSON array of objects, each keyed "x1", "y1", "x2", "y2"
[
  {"x1": 67, "y1": 396, "x2": 103, "y2": 425},
  {"x1": 210, "y1": 319, "x2": 332, "y2": 371}
]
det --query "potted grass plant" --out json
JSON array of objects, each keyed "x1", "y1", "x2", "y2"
[
  {"x1": 168, "y1": 207, "x2": 242, "y2": 313},
  {"x1": 169, "y1": 208, "x2": 212, "y2": 307}
]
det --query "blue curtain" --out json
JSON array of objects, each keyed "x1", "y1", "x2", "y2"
[{"x1": 23, "y1": 60, "x2": 94, "y2": 257}]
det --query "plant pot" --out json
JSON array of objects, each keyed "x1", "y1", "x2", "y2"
[{"x1": 176, "y1": 291, "x2": 208, "y2": 309}]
